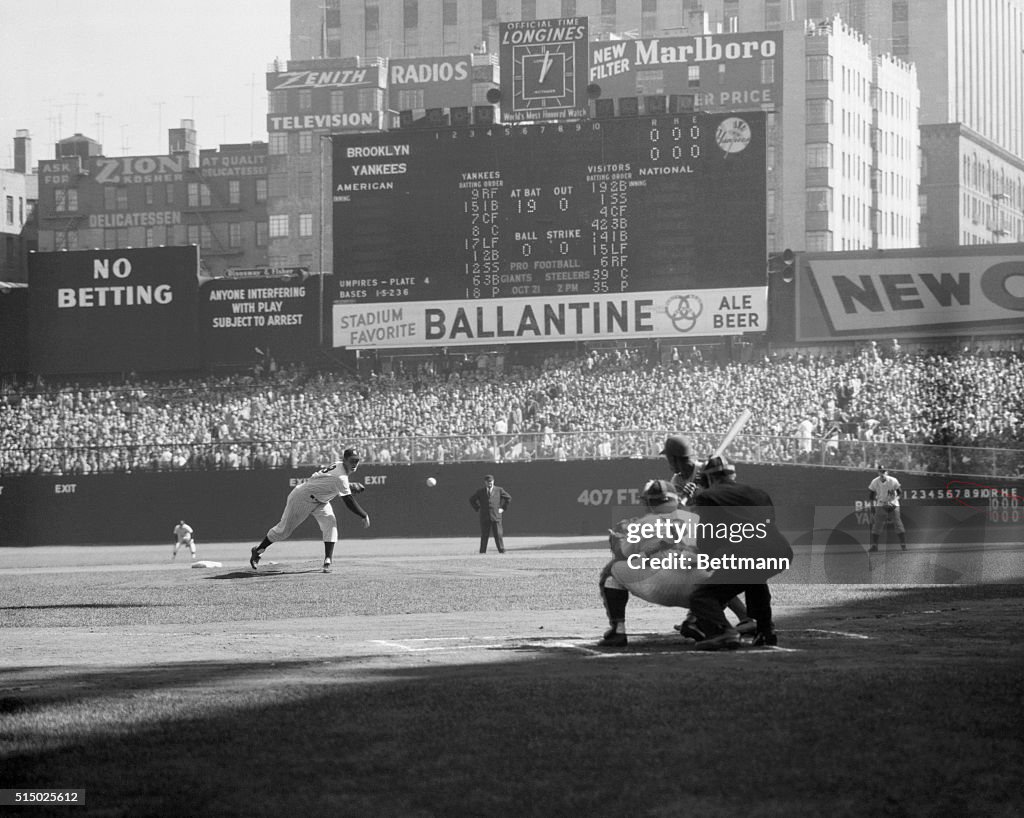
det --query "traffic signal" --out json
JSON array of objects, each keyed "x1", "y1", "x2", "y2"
[{"x1": 769, "y1": 249, "x2": 796, "y2": 283}]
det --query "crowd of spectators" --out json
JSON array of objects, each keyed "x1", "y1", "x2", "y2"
[{"x1": 2, "y1": 341, "x2": 1022, "y2": 477}]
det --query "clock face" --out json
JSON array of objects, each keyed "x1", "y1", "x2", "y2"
[{"x1": 512, "y1": 42, "x2": 577, "y2": 111}]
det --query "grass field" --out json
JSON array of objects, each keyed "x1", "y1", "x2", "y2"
[{"x1": 1, "y1": 538, "x2": 1023, "y2": 817}]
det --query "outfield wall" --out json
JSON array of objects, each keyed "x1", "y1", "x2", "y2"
[{"x1": 1, "y1": 461, "x2": 1019, "y2": 548}]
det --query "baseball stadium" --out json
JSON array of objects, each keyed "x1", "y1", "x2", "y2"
[{"x1": 3, "y1": 3, "x2": 1024, "y2": 816}]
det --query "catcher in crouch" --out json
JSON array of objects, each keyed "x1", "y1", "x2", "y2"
[
  {"x1": 599, "y1": 478, "x2": 708, "y2": 647},
  {"x1": 660, "y1": 435, "x2": 755, "y2": 639}
]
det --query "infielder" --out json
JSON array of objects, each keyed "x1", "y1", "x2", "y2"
[
  {"x1": 173, "y1": 520, "x2": 196, "y2": 560},
  {"x1": 250, "y1": 448, "x2": 370, "y2": 573},
  {"x1": 599, "y1": 479, "x2": 708, "y2": 647},
  {"x1": 868, "y1": 464, "x2": 906, "y2": 551}
]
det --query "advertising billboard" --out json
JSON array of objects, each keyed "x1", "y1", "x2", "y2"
[
  {"x1": 588, "y1": 31, "x2": 783, "y2": 112},
  {"x1": 28, "y1": 246, "x2": 200, "y2": 375},
  {"x1": 795, "y1": 246, "x2": 1024, "y2": 341}
]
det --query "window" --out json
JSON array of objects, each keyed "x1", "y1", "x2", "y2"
[
  {"x1": 561, "y1": 0, "x2": 576, "y2": 16},
  {"x1": 6, "y1": 195, "x2": 14, "y2": 223},
  {"x1": 268, "y1": 90, "x2": 287, "y2": 114},
  {"x1": 723, "y1": 0, "x2": 739, "y2": 31},
  {"x1": 806, "y1": 144, "x2": 832, "y2": 168},
  {"x1": 760, "y1": 59, "x2": 775, "y2": 85},
  {"x1": 145, "y1": 227, "x2": 155, "y2": 247},
  {"x1": 521, "y1": 0, "x2": 536, "y2": 19},
  {"x1": 188, "y1": 183, "x2": 211, "y2": 207},
  {"x1": 299, "y1": 173, "x2": 314, "y2": 199},
  {"x1": 188, "y1": 225, "x2": 201, "y2": 246},
  {"x1": 299, "y1": 132, "x2": 313, "y2": 154},
  {"x1": 229, "y1": 223, "x2": 242, "y2": 247},
  {"x1": 165, "y1": 184, "x2": 175, "y2": 204},
  {"x1": 807, "y1": 189, "x2": 832, "y2": 211},
  {"x1": 104, "y1": 187, "x2": 117, "y2": 210},
  {"x1": 688, "y1": 65, "x2": 700, "y2": 88},
  {"x1": 442, "y1": 0, "x2": 456, "y2": 25},
  {"x1": 200, "y1": 226, "x2": 212, "y2": 248},
  {"x1": 299, "y1": 214, "x2": 313, "y2": 237},
  {"x1": 256, "y1": 179, "x2": 268, "y2": 202},
  {"x1": 145, "y1": 185, "x2": 155, "y2": 206},
  {"x1": 269, "y1": 133, "x2": 289, "y2": 154},
  {"x1": 257, "y1": 222, "x2": 269, "y2": 246},
  {"x1": 807, "y1": 55, "x2": 832, "y2": 82},
  {"x1": 765, "y1": 0, "x2": 781, "y2": 27},
  {"x1": 641, "y1": 0, "x2": 657, "y2": 36},
  {"x1": 227, "y1": 180, "x2": 241, "y2": 205},
  {"x1": 404, "y1": 0, "x2": 417, "y2": 28},
  {"x1": 269, "y1": 214, "x2": 289, "y2": 238},
  {"x1": 636, "y1": 70, "x2": 664, "y2": 95},
  {"x1": 602, "y1": 0, "x2": 616, "y2": 15},
  {"x1": 358, "y1": 88, "x2": 384, "y2": 110},
  {"x1": 806, "y1": 99, "x2": 833, "y2": 124},
  {"x1": 330, "y1": 91, "x2": 346, "y2": 113},
  {"x1": 397, "y1": 89, "x2": 425, "y2": 109},
  {"x1": 299, "y1": 90, "x2": 312, "y2": 110}
]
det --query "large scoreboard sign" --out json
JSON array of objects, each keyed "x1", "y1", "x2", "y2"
[{"x1": 331, "y1": 112, "x2": 766, "y2": 348}]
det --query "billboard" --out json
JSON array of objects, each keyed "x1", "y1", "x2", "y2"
[
  {"x1": 795, "y1": 245, "x2": 1024, "y2": 341},
  {"x1": 199, "y1": 275, "x2": 322, "y2": 365},
  {"x1": 387, "y1": 56, "x2": 474, "y2": 110},
  {"x1": 266, "y1": 63, "x2": 385, "y2": 133},
  {"x1": 332, "y1": 287, "x2": 765, "y2": 349},
  {"x1": 28, "y1": 247, "x2": 200, "y2": 375},
  {"x1": 588, "y1": 32, "x2": 782, "y2": 112},
  {"x1": 499, "y1": 17, "x2": 590, "y2": 123}
]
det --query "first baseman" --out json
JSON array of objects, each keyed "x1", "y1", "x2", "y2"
[
  {"x1": 250, "y1": 448, "x2": 370, "y2": 573},
  {"x1": 868, "y1": 464, "x2": 906, "y2": 551}
]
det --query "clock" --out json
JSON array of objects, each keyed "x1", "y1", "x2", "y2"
[{"x1": 511, "y1": 42, "x2": 578, "y2": 113}]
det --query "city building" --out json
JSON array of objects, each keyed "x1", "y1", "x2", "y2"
[
  {"x1": 0, "y1": 131, "x2": 37, "y2": 283},
  {"x1": 35, "y1": 121, "x2": 269, "y2": 277}
]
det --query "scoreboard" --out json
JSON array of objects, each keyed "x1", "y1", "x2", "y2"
[{"x1": 331, "y1": 112, "x2": 766, "y2": 304}]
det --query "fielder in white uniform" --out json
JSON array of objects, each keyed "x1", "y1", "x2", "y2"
[
  {"x1": 173, "y1": 520, "x2": 195, "y2": 560},
  {"x1": 250, "y1": 448, "x2": 370, "y2": 573},
  {"x1": 868, "y1": 464, "x2": 906, "y2": 551}
]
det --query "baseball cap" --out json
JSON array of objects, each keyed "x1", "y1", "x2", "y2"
[
  {"x1": 484, "y1": 474, "x2": 494, "y2": 481},
  {"x1": 660, "y1": 435, "x2": 693, "y2": 458},
  {"x1": 877, "y1": 464, "x2": 887, "y2": 471},
  {"x1": 343, "y1": 448, "x2": 362, "y2": 462}
]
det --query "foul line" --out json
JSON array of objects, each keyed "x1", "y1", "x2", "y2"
[{"x1": 804, "y1": 628, "x2": 872, "y2": 639}]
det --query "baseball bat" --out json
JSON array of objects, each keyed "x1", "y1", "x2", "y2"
[{"x1": 712, "y1": 409, "x2": 752, "y2": 459}]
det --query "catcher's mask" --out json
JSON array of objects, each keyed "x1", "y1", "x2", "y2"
[{"x1": 640, "y1": 479, "x2": 679, "y2": 509}]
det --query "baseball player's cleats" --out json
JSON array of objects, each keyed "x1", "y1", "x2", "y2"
[
  {"x1": 735, "y1": 618, "x2": 757, "y2": 635},
  {"x1": 249, "y1": 547, "x2": 262, "y2": 571},
  {"x1": 752, "y1": 630, "x2": 778, "y2": 647},
  {"x1": 599, "y1": 628, "x2": 628, "y2": 647},
  {"x1": 693, "y1": 629, "x2": 741, "y2": 651},
  {"x1": 675, "y1": 617, "x2": 705, "y2": 642},
  {"x1": 322, "y1": 559, "x2": 332, "y2": 573}
]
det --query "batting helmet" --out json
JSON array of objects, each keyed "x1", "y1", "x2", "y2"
[
  {"x1": 701, "y1": 456, "x2": 736, "y2": 477},
  {"x1": 660, "y1": 435, "x2": 694, "y2": 458}
]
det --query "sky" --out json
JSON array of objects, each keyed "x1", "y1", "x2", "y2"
[{"x1": 0, "y1": 0, "x2": 292, "y2": 168}]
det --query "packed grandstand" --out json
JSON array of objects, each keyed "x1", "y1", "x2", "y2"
[{"x1": 2, "y1": 341, "x2": 1022, "y2": 478}]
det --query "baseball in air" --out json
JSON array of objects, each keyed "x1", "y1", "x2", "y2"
[{"x1": 426, "y1": 477, "x2": 437, "y2": 487}]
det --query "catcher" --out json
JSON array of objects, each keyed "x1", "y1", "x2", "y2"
[
  {"x1": 599, "y1": 478, "x2": 704, "y2": 647},
  {"x1": 660, "y1": 435, "x2": 756, "y2": 638},
  {"x1": 868, "y1": 464, "x2": 907, "y2": 551}
]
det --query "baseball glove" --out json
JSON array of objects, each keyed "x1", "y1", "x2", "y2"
[{"x1": 350, "y1": 481, "x2": 365, "y2": 494}]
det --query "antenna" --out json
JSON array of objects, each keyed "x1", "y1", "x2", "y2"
[
  {"x1": 184, "y1": 95, "x2": 200, "y2": 120},
  {"x1": 154, "y1": 101, "x2": 166, "y2": 150}
]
